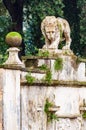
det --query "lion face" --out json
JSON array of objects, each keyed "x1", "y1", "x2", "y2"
[{"x1": 45, "y1": 25, "x2": 57, "y2": 42}]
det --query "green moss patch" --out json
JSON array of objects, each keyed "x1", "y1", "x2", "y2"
[
  {"x1": 6, "y1": 32, "x2": 22, "y2": 38},
  {"x1": 6, "y1": 31, "x2": 22, "y2": 47},
  {"x1": 54, "y1": 57, "x2": 63, "y2": 71}
]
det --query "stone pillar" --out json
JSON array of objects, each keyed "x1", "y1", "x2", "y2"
[
  {"x1": 2, "y1": 47, "x2": 24, "y2": 130},
  {"x1": 3, "y1": 69, "x2": 21, "y2": 130}
]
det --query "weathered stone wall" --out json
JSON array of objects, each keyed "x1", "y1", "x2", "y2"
[
  {"x1": 20, "y1": 54, "x2": 86, "y2": 130},
  {"x1": 0, "y1": 68, "x2": 21, "y2": 130},
  {"x1": 21, "y1": 84, "x2": 86, "y2": 130},
  {"x1": 0, "y1": 52, "x2": 86, "y2": 130}
]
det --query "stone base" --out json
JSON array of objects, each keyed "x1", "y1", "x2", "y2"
[
  {"x1": 38, "y1": 53, "x2": 86, "y2": 81},
  {"x1": 22, "y1": 51, "x2": 86, "y2": 82},
  {"x1": 4, "y1": 47, "x2": 24, "y2": 68},
  {"x1": 39, "y1": 48, "x2": 74, "y2": 56}
]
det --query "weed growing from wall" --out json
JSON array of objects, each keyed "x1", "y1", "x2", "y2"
[
  {"x1": 82, "y1": 111, "x2": 86, "y2": 119},
  {"x1": 37, "y1": 50, "x2": 49, "y2": 57},
  {"x1": 54, "y1": 57, "x2": 63, "y2": 71},
  {"x1": 25, "y1": 73, "x2": 35, "y2": 85},
  {"x1": 38, "y1": 64, "x2": 49, "y2": 71},
  {"x1": 43, "y1": 70, "x2": 52, "y2": 84},
  {"x1": 44, "y1": 99, "x2": 58, "y2": 122}
]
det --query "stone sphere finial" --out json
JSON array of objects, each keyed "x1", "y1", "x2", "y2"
[{"x1": 5, "y1": 32, "x2": 22, "y2": 47}]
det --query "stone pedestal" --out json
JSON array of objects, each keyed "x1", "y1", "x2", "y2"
[
  {"x1": 38, "y1": 52, "x2": 86, "y2": 82},
  {"x1": 38, "y1": 56, "x2": 83, "y2": 82},
  {"x1": 4, "y1": 47, "x2": 24, "y2": 68}
]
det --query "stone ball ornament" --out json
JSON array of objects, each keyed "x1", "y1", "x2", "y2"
[{"x1": 5, "y1": 32, "x2": 22, "y2": 47}]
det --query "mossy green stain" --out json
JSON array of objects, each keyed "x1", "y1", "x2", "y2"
[{"x1": 6, "y1": 32, "x2": 22, "y2": 39}]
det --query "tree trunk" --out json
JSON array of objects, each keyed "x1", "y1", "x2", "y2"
[{"x1": 3, "y1": 0, "x2": 25, "y2": 56}]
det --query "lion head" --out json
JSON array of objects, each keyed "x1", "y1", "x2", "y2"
[{"x1": 41, "y1": 16, "x2": 61, "y2": 45}]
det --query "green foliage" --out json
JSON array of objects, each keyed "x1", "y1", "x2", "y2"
[
  {"x1": 0, "y1": 1, "x2": 7, "y2": 15},
  {"x1": 38, "y1": 63, "x2": 52, "y2": 84},
  {"x1": 44, "y1": 99, "x2": 53, "y2": 113},
  {"x1": 0, "y1": 15, "x2": 11, "y2": 64},
  {"x1": 63, "y1": 0, "x2": 79, "y2": 56},
  {"x1": 44, "y1": 99, "x2": 58, "y2": 122},
  {"x1": 11, "y1": 0, "x2": 16, "y2": 4},
  {"x1": 63, "y1": 0, "x2": 86, "y2": 57},
  {"x1": 54, "y1": 58, "x2": 63, "y2": 71},
  {"x1": 23, "y1": 25, "x2": 39, "y2": 55},
  {"x1": 0, "y1": 2, "x2": 10, "y2": 63},
  {"x1": 24, "y1": 0, "x2": 64, "y2": 55},
  {"x1": 77, "y1": 0, "x2": 86, "y2": 57},
  {"x1": 25, "y1": 73, "x2": 35, "y2": 85},
  {"x1": 38, "y1": 64, "x2": 49, "y2": 71},
  {"x1": 82, "y1": 111, "x2": 86, "y2": 119},
  {"x1": 0, "y1": 53, "x2": 8, "y2": 64},
  {"x1": 37, "y1": 50, "x2": 49, "y2": 57},
  {"x1": 43, "y1": 70, "x2": 52, "y2": 84}
]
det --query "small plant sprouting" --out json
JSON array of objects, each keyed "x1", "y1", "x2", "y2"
[
  {"x1": 54, "y1": 57, "x2": 63, "y2": 71},
  {"x1": 37, "y1": 50, "x2": 49, "y2": 57},
  {"x1": 81, "y1": 99, "x2": 86, "y2": 119},
  {"x1": 38, "y1": 64, "x2": 49, "y2": 71},
  {"x1": 25, "y1": 73, "x2": 35, "y2": 85},
  {"x1": 43, "y1": 70, "x2": 52, "y2": 84},
  {"x1": 44, "y1": 99, "x2": 58, "y2": 122},
  {"x1": 39, "y1": 65, "x2": 52, "y2": 84},
  {"x1": 82, "y1": 111, "x2": 86, "y2": 119}
]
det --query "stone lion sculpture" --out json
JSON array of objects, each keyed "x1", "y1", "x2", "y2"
[{"x1": 41, "y1": 16, "x2": 72, "y2": 50}]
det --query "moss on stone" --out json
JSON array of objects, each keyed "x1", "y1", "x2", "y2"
[
  {"x1": 54, "y1": 58, "x2": 63, "y2": 71},
  {"x1": 21, "y1": 79, "x2": 86, "y2": 87},
  {"x1": 6, "y1": 32, "x2": 22, "y2": 38},
  {"x1": 44, "y1": 99, "x2": 58, "y2": 122},
  {"x1": 6, "y1": 32, "x2": 22, "y2": 47}
]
